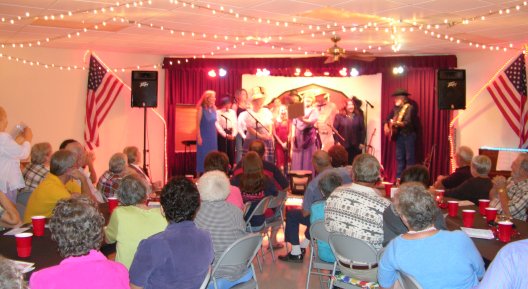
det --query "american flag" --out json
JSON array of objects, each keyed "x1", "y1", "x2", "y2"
[
  {"x1": 487, "y1": 54, "x2": 528, "y2": 148},
  {"x1": 84, "y1": 55, "x2": 124, "y2": 150}
]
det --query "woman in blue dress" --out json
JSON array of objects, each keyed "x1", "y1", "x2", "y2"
[{"x1": 196, "y1": 90, "x2": 217, "y2": 174}]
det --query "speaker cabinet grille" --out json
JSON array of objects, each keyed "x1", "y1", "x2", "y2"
[
  {"x1": 131, "y1": 71, "x2": 158, "y2": 107},
  {"x1": 437, "y1": 69, "x2": 466, "y2": 110}
]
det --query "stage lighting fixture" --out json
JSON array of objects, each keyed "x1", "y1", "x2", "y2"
[
  {"x1": 323, "y1": 72, "x2": 330, "y2": 76},
  {"x1": 392, "y1": 66, "x2": 405, "y2": 75},
  {"x1": 339, "y1": 68, "x2": 348, "y2": 77},
  {"x1": 218, "y1": 68, "x2": 227, "y2": 77},
  {"x1": 294, "y1": 67, "x2": 301, "y2": 76},
  {"x1": 350, "y1": 68, "x2": 359, "y2": 77},
  {"x1": 304, "y1": 69, "x2": 313, "y2": 77},
  {"x1": 208, "y1": 69, "x2": 216, "y2": 77}
]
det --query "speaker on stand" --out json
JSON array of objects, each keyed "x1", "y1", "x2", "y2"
[
  {"x1": 131, "y1": 71, "x2": 158, "y2": 177},
  {"x1": 437, "y1": 69, "x2": 466, "y2": 110}
]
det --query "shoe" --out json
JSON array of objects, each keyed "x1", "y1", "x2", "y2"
[
  {"x1": 301, "y1": 248, "x2": 306, "y2": 256},
  {"x1": 278, "y1": 252, "x2": 304, "y2": 263}
]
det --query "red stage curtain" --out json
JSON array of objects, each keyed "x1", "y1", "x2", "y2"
[{"x1": 164, "y1": 56, "x2": 457, "y2": 179}]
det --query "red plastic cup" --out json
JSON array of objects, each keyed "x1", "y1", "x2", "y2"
[
  {"x1": 15, "y1": 233, "x2": 33, "y2": 258},
  {"x1": 485, "y1": 207, "x2": 498, "y2": 222},
  {"x1": 447, "y1": 201, "x2": 459, "y2": 217},
  {"x1": 108, "y1": 197, "x2": 119, "y2": 214},
  {"x1": 462, "y1": 210, "x2": 476, "y2": 227},
  {"x1": 479, "y1": 199, "x2": 490, "y2": 215},
  {"x1": 31, "y1": 216, "x2": 46, "y2": 237},
  {"x1": 435, "y1": 190, "x2": 445, "y2": 203},
  {"x1": 382, "y1": 182, "x2": 393, "y2": 198},
  {"x1": 498, "y1": 221, "x2": 513, "y2": 242}
]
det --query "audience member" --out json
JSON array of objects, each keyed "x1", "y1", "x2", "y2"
[
  {"x1": 97, "y1": 153, "x2": 128, "y2": 198},
  {"x1": 24, "y1": 150, "x2": 90, "y2": 223},
  {"x1": 129, "y1": 177, "x2": 213, "y2": 289},
  {"x1": 123, "y1": 146, "x2": 151, "y2": 184},
  {"x1": 0, "y1": 255, "x2": 26, "y2": 289},
  {"x1": 104, "y1": 174, "x2": 167, "y2": 269},
  {"x1": 310, "y1": 172, "x2": 342, "y2": 263},
  {"x1": 231, "y1": 152, "x2": 278, "y2": 231},
  {"x1": 232, "y1": 139, "x2": 289, "y2": 192},
  {"x1": 64, "y1": 140, "x2": 104, "y2": 202},
  {"x1": 203, "y1": 151, "x2": 244, "y2": 210},
  {"x1": 59, "y1": 139, "x2": 97, "y2": 184},
  {"x1": 279, "y1": 150, "x2": 352, "y2": 263},
  {"x1": 383, "y1": 165, "x2": 447, "y2": 246},
  {"x1": 476, "y1": 239, "x2": 528, "y2": 289},
  {"x1": 378, "y1": 183, "x2": 485, "y2": 289},
  {"x1": 19, "y1": 142, "x2": 52, "y2": 206},
  {"x1": 195, "y1": 171, "x2": 250, "y2": 289},
  {"x1": 434, "y1": 146, "x2": 473, "y2": 189},
  {"x1": 0, "y1": 106, "x2": 32, "y2": 202},
  {"x1": 0, "y1": 190, "x2": 21, "y2": 228},
  {"x1": 444, "y1": 155, "x2": 492, "y2": 205},
  {"x1": 29, "y1": 196, "x2": 129, "y2": 289},
  {"x1": 490, "y1": 153, "x2": 528, "y2": 221}
]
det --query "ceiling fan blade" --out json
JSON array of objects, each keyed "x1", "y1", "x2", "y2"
[
  {"x1": 342, "y1": 51, "x2": 376, "y2": 62},
  {"x1": 324, "y1": 55, "x2": 337, "y2": 64}
]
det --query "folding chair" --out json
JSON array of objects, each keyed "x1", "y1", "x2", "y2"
[
  {"x1": 328, "y1": 233, "x2": 379, "y2": 289},
  {"x1": 398, "y1": 272, "x2": 423, "y2": 289},
  {"x1": 289, "y1": 170, "x2": 312, "y2": 195},
  {"x1": 263, "y1": 190, "x2": 287, "y2": 261},
  {"x1": 243, "y1": 202, "x2": 252, "y2": 216},
  {"x1": 199, "y1": 266, "x2": 212, "y2": 289},
  {"x1": 244, "y1": 196, "x2": 273, "y2": 271},
  {"x1": 210, "y1": 234, "x2": 263, "y2": 289},
  {"x1": 305, "y1": 220, "x2": 334, "y2": 289}
]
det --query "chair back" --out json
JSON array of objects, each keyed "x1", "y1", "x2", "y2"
[
  {"x1": 212, "y1": 234, "x2": 263, "y2": 271},
  {"x1": 267, "y1": 190, "x2": 287, "y2": 210},
  {"x1": 328, "y1": 233, "x2": 378, "y2": 269},
  {"x1": 245, "y1": 196, "x2": 272, "y2": 224},
  {"x1": 398, "y1": 272, "x2": 423, "y2": 289},
  {"x1": 289, "y1": 170, "x2": 312, "y2": 195},
  {"x1": 243, "y1": 202, "x2": 252, "y2": 217},
  {"x1": 199, "y1": 266, "x2": 211, "y2": 289},
  {"x1": 309, "y1": 220, "x2": 330, "y2": 244}
]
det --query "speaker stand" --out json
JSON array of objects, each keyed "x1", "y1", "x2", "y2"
[{"x1": 142, "y1": 104, "x2": 149, "y2": 177}]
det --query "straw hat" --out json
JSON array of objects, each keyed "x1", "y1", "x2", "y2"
[{"x1": 251, "y1": 87, "x2": 266, "y2": 101}]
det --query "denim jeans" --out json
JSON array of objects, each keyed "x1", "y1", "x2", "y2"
[
  {"x1": 284, "y1": 208, "x2": 310, "y2": 245},
  {"x1": 395, "y1": 132, "x2": 416, "y2": 178}
]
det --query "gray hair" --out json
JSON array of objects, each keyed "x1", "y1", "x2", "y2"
[
  {"x1": 50, "y1": 196, "x2": 104, "y2": 258},
  {"x1": 520, "y1": 153, "x2": 528, "y2": 172},
  {"x1": 109, "y1": 153, "x2": 127, "y2": 174},
  {"x1": 472, "y1": 155, "x2": 491, "y2": 176},
  {"x1": 396, "y1": 182, "x2": 436, "y2": 231},
  {"x1": 312, "y1": 150, "x2": 331, "y2": 170},
  {"x1": 458, "y1": 146, "x2": 474, "y2": 165},
  {"x1": 116, "y1": 174, "x2": 149, "y2": 206},
  {"x1": 317, "y1": 172, "x2": 342, "y2": 199},
  {"x1": 352, "y1": 154, "x2": 381, "y2": 183},
  {"x1": 0, "y1": 255, "x2": 26, "y2": 289},
  {"x1": 123, "y1": 146, "x2": 139, "y2": 165},
  {"x1": 197, "y1": 170, "x2": 230, "y2": 201},
  {"x1": 50, "y1": 150, "x2": 76, "y2": 176},
  {"x1": 64, "y1": 141, "x2": 85, "y2": 167},
  {"x1": 30, "y1": 142, "x2": 52, "y2": 165}
]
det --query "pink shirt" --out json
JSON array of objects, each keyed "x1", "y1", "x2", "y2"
[
  {"x1": 226, "y1": 185, "x2": 244, "y2": 211},
  {"x1": 29, "y1": 250, "x2": 129, "y2": 289}
]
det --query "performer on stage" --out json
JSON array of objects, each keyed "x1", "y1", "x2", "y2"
[
  {"x1": 333, "y1": 97, "x2": 365, "y2": 164},
  {"x1": 314, "y1": 92, "x2": 337, "y2": 151},
  {"x1": 383, "y1": 88, "x2": 418, "y2": 179},
  {"x1": 232, "y1": 89, "x2": 249, "y2": 163},
  {"x1": 273, "y1": 105, "x2": 290, "y2": 173},
  {"x1": 239, "y1": 87, "x2": 275, "y2": 163},
  {"x1": 216, "y1": 96, "x2": 237, "y2": 166},
  {"x1": 291, "y1": 94, "x2": 319, "y2": 172},
  {"x1": 196, "y1": 90, "x2": 217, "y2": 174}
]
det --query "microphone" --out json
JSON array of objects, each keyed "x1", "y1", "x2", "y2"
[
  {"x1": 365, "y1": 100, "x2": 374, "y2": 108},
  {"x1": 220, "y1": 114, "x2": 229, "y2": 122}
]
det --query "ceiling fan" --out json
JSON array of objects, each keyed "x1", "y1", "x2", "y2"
[{"x1": 324, "y1": 35, "x2": 376, "y2": 63}]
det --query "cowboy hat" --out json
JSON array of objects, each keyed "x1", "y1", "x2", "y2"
[{"x1": 392, "y1": 88, "x2": 411, "y2": 97}]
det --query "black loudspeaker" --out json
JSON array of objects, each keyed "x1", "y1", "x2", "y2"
[
  {"x1": 437, "y1": 69, "x2": 466, "y2": 110},
  {"x1": 131, "y1": 71, "x2": 158, "y2": 107}
]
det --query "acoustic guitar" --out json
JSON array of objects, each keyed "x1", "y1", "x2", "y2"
[{"x1": 384, "y1": 103, "x2": 410, "y2": 140}]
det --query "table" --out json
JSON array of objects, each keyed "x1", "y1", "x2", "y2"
[
  {"x1": 0, "y1": 203, "x2": 115, "y2": 279},
  {"x1": 444, "y1": 203, "x2": 528, "y2": 262}
]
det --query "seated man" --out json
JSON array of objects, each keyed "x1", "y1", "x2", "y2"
[
  {"x1": 434, "y1": 146, "x2": 473, "y2": 189},
  {"x1": 232, "y1": 139, "x2": 289, "y2": 192},
  {"x1": 476, "y1": 239, "x2": 528, "y2": 288},
  {"x1": 325, "y1": 154, "x2": 391, "y2": 251},
  {"x1": 444, "y1": 155, "x2": 492, "y2": 205},
  {"x1": 24, "y1": 150, "x2": 91, "y2": 223},
  {"x1": 21, "y1": 142, "x2": 52, "y2": 195},
  {"x1": 123, "y1": 146, "x2": 151, "y2": 185},
  {"x1": 64, "y1": 140, "x2": 104, "y2": 203},
  {"x1": 490, "y1": 153, "x2": 528, "y2": 221},
  {"x1": 279, "y1": 149, "x2": 352, "y2": 263},
  {"x1": 97, "y1": 153, "x2": 128, "y2": 199}
]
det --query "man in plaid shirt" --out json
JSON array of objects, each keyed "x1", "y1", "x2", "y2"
[
  {"x1": 97, "y1": 153, "x2": 128, "y2": 199},
  {"x1": 21, "y1": 143, "x2": 52, "y2": 195}
]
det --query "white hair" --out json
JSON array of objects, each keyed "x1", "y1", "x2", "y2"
[
  {"x1": 458, "y1": 146, "x2": 474, "y2": 165},
  {"x1": 197, "y1": 170, "x2": 230, "y2": 201}
]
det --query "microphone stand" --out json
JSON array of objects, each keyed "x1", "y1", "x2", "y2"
[
  {"x1": 246, "y1": 110, "x2": 271, "y2": 140},
  {"x1": 364, "y1": 99, "x2": 374, "y2": 152},
  {"x1": 220, "y1": 113, "x2": 229, "y2": 156}
]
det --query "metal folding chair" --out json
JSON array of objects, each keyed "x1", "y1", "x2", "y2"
[
  {"x1": 263, "y1": 190, "x2": 287, "y2": 261},
  {"x1": 244, "y1": 196, "x2": 273, "y2": 271},
  {"x1": 199, "y1": 266, "x2": 212, "y2": 289},
  {"x1": 398, "y1": 272, "x2": 423, "y2": 289},
  {"x1": 305, "y1": 220, "x2": 334, "y2": 289}
]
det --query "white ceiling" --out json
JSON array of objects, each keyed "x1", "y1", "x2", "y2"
[{"x1": 0, "y1": 0, "x2": 527, "y2": 58}]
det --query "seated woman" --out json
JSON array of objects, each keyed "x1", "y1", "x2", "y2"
[
  {"x1": 382, "y1": 165, "x2": 446, "y2": 246},
  {"x1": 104, "y1": 174, "x2": 167, "y2": 269},
  {"x1": 203, "y1": 151, "x2": 244, "y2": 210},
  {"x1": 97, "y1": 153, "x2": 128, "y2": 199},
  {"x1": 129, "y1": 177, "x2": 213, "y2": 289},
  {"x1": 195, "y1": 171, "x2": 251, "y2": 289},
  {"x1": 29, "y1": 196, "x2": 129, "y2": 289},
  {"x1": 0, "y1": 255, "x2": 27, "y2": 289},
  {"x1": 230, "y1": 151, "x2": 278, "y2": 231},
  {"x1": 0, "y1": 190, "x2": 21, "y2": 228},
  {"x1": 444, "y1": 155, "x2": 492, "y2": 205},
  {"x1": 378, "y1": 183, "x2": 485, "y2": 289},
  {"x1": 310, "y1": 172, "x2": 342, "y2": 263}
]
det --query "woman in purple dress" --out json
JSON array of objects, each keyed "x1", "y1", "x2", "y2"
[
  {"x1": 196, "y1": 90, "x2": 217, "y2": 174},
  {"x1": 333, "y1": 97, "x2": 365, "y2": 164},
  {"x1": 291, "y1": 94, "x2": 319, "y2": 172}
]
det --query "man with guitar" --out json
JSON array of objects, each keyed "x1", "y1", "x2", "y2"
[{"x1": 383, "y1": 88, "x2": 418, "y2": 179}]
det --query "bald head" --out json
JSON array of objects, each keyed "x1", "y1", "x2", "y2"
[
  {"x1": 312, "y1": 150, "x2": 332, "y2": 173},
  {"x1": 457, "y1": 146, "x2": 474, "y2": 166},
  {"x1": 64, "y1": 141, "x2": 85, "y2": 168}
]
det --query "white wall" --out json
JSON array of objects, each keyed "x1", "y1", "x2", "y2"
[
  {"x1": 242, "y1": 74, "x2": 383, "y2": 160},
  {"x1": 0, "y1": 47, "x2": 166, "y2": 183},
  {"x1": 455, "y1": 50, "x2": 524, "y2": 154}
]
